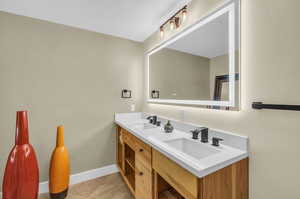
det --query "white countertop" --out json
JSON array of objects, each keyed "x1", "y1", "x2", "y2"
[{"x1": 115, "y1": 112, "x2": 249, "y2": 178}]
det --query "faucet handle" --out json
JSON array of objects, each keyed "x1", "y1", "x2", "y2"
[
  {"x1": 212, "y1": 137, "x2": 224, "y2": 147},
  {"x1": 190, "y1": 129, "x2": 201, "y2": 140}
]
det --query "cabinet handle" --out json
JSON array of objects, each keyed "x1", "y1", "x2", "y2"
[
  {"x1": 139, "y1": 172, "x2": 143, "y2": 176},
  {"x1": 139, "y1": 148, "x2": 144, "y2": 152}
]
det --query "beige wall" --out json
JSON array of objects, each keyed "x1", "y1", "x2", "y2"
[
  {"x1": 0, "y1": 11, "x2": 143, "y2": 186},
  {"x1": 150, "y1": 48, "x2": 210, "y2": 100},
  {"x1": 143, "y1": 0, "x2": 300, "y2": 199}
]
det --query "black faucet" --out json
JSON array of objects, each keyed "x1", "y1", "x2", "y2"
[
  {"x1": 199, "y1": 127, "x2": 209, "y2": 143},
  {"x1": 190, "y1": 129, "x2": 201, "y2": 140},
  {"x1": 146, "y1": 115, "x2": 157, "y2": 125},
  {"x1": 190, "y1": 127, "x2": 209, "y2": 141}
]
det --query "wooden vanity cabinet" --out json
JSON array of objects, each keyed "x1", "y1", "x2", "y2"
[
  {"x1": 116, "y1": 126, "x2": 153, "y2": 199},
  {"x1": 116, "y1": 125, "x2": 249, "y2": 199}
]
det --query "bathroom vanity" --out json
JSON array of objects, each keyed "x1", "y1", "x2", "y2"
[{"x1": 115, "y1": 113, "x2": 249, "y2": 199}]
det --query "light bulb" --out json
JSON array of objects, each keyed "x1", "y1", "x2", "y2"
[
  {"x1": 170, "y1": 19, "x2": 175, "y2": 30},
  {"x1": 182, "y1": 8, "x2": 187, "y2": 22}
]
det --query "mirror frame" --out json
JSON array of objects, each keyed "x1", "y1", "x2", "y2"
[{"x1": 145, "y1": 2, "x2": 239, "y2": 107}]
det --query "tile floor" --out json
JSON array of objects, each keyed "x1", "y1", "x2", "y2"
[
  {"x1": 39, "y1": 172, "x2": 181, "y2": 199},
  {"x1": 39, "y1": 173, "x2": 133, "y2": 199}
]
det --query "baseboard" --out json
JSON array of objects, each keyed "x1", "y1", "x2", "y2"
[
  {"x1": 69, "y1": 164, "x2": 119, "y2": 186},
  {"x1": 0, "y1": 164, "x2": 118, "y2": 197},
  {"x1": 39, "y1": 164, "x2": 118, "y2": 193},
  {"x1": 0, "y1": 164, "x2": 119, "y2": 195}
]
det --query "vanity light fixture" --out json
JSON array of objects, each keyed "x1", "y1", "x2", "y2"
[{"x1": 159, "y1": 5, "x2": 187, "y2": 38}]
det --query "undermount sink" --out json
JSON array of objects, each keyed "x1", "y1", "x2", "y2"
[
  {"x1": 164, "y1": 138, "x2": 220, "y2": 160},
  {"x1": 131, "y1": 122, "x2": 157, "y2": 130}
]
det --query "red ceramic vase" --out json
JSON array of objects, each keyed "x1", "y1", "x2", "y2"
[{"x1": 2, "y1": 111, "x2": 39, "y2": 199}]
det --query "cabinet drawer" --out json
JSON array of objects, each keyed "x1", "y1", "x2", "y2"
[
  {"x1": 135, "y1": 160, "x2": 152, "y2": 199},
  {"x1": 135, "y1": 139, "x2": 152, "y2": 170},
  {"x1": 135, "y1": 137, "x2": 151, "y2": 152},
  {"x1": 152, "y1": 149, "x2": 198, "y2": 199},
  {"x1": 122, "y1": 129, "x2": 136, "y2": 150}
]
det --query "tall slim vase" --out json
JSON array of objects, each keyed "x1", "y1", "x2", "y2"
[
  {"x1": 49, "y1": 126, "x2": 70, "y2": 199},
  {"x1": 2, "y1": 111, "x2": 39, "y2": 199}
]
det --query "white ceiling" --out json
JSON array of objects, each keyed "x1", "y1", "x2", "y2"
[
  {"x1": 0, "y1": 0, "x2": 191, "y2": 42},
  {"x1": 167, "y1": 13, "x2": 230, "y2": 59}
]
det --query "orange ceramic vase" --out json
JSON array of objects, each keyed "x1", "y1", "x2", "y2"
[{"x1": 49, "y1": 126, "x2": 70, "y2": 199}]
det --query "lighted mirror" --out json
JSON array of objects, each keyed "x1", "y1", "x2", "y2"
[{"x1": 146, "y1": 1, "x2": 240, "y2": 110}]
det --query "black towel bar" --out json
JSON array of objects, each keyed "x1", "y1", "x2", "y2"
[{"x1": 252, "y1": 102, "x2": 300, "y2": 111}]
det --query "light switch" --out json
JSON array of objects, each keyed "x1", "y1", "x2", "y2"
[{"x1": 130, "y1": 104, "x2": 135, "y2": 112}]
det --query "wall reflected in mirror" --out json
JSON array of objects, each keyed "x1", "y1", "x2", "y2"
[{"x1": 148, "y1": 2, "x2": 240, "y2": 110}]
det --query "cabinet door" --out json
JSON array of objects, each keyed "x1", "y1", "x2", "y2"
[{"x1": 135, "y1": 160, "x2": 152, "y2": 199}]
